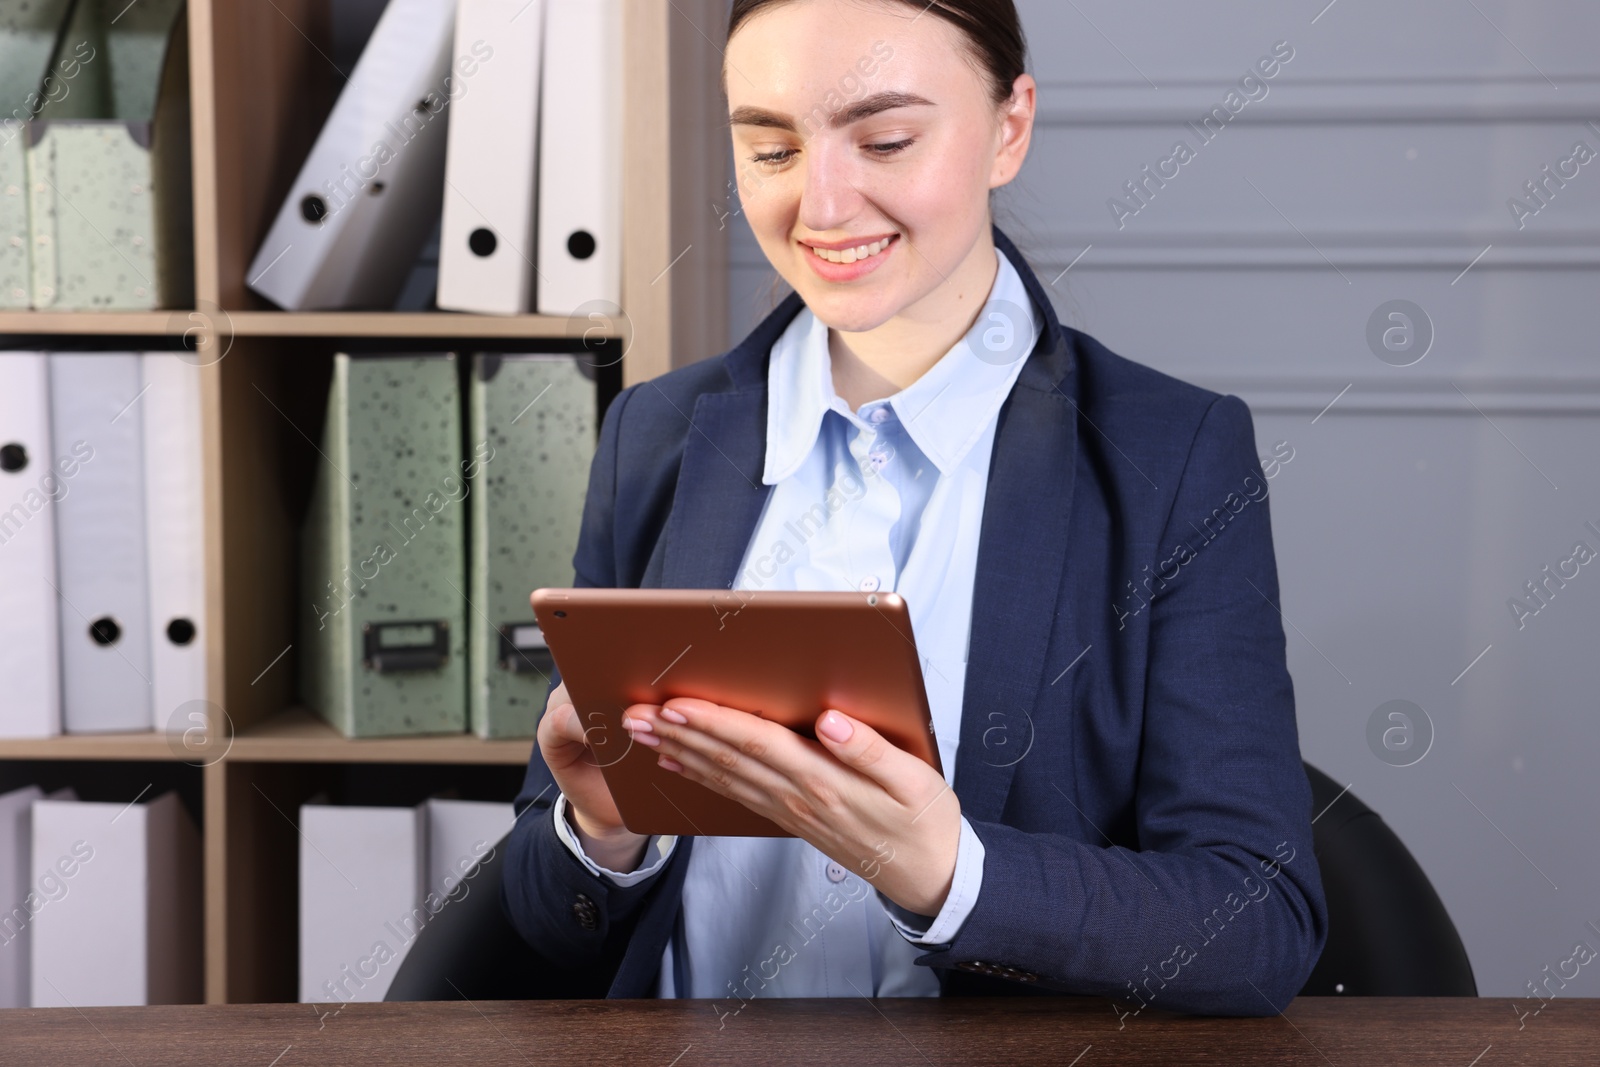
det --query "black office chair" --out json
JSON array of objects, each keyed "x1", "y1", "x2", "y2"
[
  {"x1": 1297, "y1": 761, "x2": 1477, "y2": 996},
  {"x1": 387, "y1": 765, "x2": 1478, "y2": 1000},
  {"x1": 384, "y1": 836, "x2": 553, "y2": 1002}
]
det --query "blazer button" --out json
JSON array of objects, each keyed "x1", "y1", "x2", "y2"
[{"x1": 571, "y1": 893, "x2": 599, "y2": 932}]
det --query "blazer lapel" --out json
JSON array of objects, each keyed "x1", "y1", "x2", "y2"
[
  {"x1": 656, "y1": 385, "x2": 774, "y2": 590},
  {"x1": 954, "y1": 228, "x2": 1081, "y2": 823},
  {"x1": 654, "y1": 293, "x2": 805, "y2": 590}
]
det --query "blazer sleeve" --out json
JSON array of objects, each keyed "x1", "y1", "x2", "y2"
[
  {"x1": 499, "y1": 382, "x2": 687, "y2": 992},
  {"x1": 923, "y1": 393, "x2": 1329, "y2": 1016}
]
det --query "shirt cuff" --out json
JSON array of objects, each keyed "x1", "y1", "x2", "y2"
[
  {"x1": 882, "y1": 815, "x2": 986, "y2": 947},
  {"x1": 551, "y1": 793, "x2": 677, "y2": 887}
]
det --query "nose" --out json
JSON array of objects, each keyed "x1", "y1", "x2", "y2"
[{"x1": 797, "y1": 133, "x2": 867, "y2": 233}]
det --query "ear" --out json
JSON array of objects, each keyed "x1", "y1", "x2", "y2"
[{"x1": 991, "y1": 73, "x2": 1037, "y2": 189}]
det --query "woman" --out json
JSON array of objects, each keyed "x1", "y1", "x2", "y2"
[{"x1": 503, "y1": 0, "x2": 1327, "y2": 1018}]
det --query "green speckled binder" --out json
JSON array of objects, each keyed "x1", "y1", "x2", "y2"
[
  {"x1": 301, "y1": 354, "x2": 468, "y2": 738},
  {"x1": 26, "y1": 122, "x2": 159, "y2": 307},
  {"x1": 468, "y1": 354, "x2": 597, "y2": 738},
  {"x1": 0, "y1": 126, "x2": 26, "y2": 307},
  {"x1": 22, "y1": 0, "x2": 191, "y2": 310},
  {"x1": 0, "y1": 0, "x2": 79, "y2": 119}
]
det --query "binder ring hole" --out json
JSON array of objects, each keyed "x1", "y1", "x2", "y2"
[
  {"x1": 469, "y1": 228, "x2": 497, "y2": 257},
  {"x1": 300, "y1": 194, "x2": 328, "y2": 224},
  {"x1": 0, "y1": 442, "x2": 25, "y2": 472},
  {"x1": 567, "y1": 230, "x2": 597, "y2": 260},
  {"x1": 89, "y1": 616, "x2": 122, "y2": 647},
  {"x1": 167, "y1": 618, "x2": 197, "y2": 646}
]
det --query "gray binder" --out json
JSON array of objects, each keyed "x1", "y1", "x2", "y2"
[
  {"x1": 467, "y1": 354, "x2": 596, "y2": 738},
  {"x1": 49, "y1": 352, "x2": 153, "y2": 733},
  {"x1": 300, "y1": 353, "x2": 467, "y2": 737}
]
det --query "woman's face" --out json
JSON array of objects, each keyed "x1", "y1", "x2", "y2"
[{"x1": 725, "y1": 0, "x2": 1032, "y2": 333}]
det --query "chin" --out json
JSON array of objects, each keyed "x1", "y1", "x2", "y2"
[{"x1": 794, "y1": 287, "x2": 899, "y2": 334}]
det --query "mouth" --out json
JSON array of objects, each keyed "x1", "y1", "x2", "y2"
[{"x1": 803, "y1": 234, "x2": 899, "y2": 266}]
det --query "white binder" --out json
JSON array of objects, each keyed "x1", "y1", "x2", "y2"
[
  {"x1": 30, "y1": 792, "x2": 202, "y2": 1007},
  {"x1": 140, "y1": 353, "x2": 208, "y2": 733},
  {"x1": 424, "y1": 798, "x2": 514, "y2": 905},
  {"x1": 0, "y1": 353, "x2": 62, "y2": 737},
  {"x1": 49, "y1": 352, "x2": 153, "y2": 733},
  {"x1": 0, "y1": 785, "x2": 44, "y2": 1008},
  {"x1": 246, "y1": 0, "x2": 456, "y2": 310},
  {"x1": 299, "y1": 803, "x2": 425, "y2": 1004},
  {"x1": 0, "y1": 785, "x2": 71, "y2": 1008},
  {"x1": 536, "y1": 0, "x2": 623, "y2": 316},
  {"x1": 436, "y1": 0, "x2": 545, "y2": 315}
]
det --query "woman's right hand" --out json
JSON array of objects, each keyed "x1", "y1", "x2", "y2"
[{"x1": 536, "y1": 683, "x2": 649, "y2": 872}]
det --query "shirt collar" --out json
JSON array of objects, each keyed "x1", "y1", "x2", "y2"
[{"x1": 762, "y1": 246, "x2": 1043, "y2": 485}]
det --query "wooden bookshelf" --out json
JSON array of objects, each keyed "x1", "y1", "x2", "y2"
[
  {"x1": 0, "y1": 0, "x2": 731, "y2": 1005},
  {"x1": 0, "y1": 310, "x2": 612, "y2": 339},
  {"x1": 228, "y1": 708, "x2": 534, "y2": 766}
]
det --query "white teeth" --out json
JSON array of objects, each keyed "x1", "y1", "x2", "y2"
[{"x1": 812, "y1": 237, "x2": 893, "y2": 265}]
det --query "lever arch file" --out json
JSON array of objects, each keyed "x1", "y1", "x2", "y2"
[
  {"x1": 0, "y1": 352, "x2": 63, "y2": 738},
  {"x1": 30, "y1": 792, "x2": 202, "y2": 1007},
  {"x1": 535, "y1": 0, "x2": 623, "y2": 316},
  {"x1": 48, "y1": 352, "x2": 153, "y2": 734},
  {"x1": 300, "y1": 353, "x2": 468, "y2": 737},
  {"x1": 436, "y1": 0, "x2": 544, "y2": 315},
  {"x1": 247, "y1": 0, "x2": 456, "y2": 310},
  {"x1": 467, "y1": 353, "x2": 594, "y2": 737},
  {"x1": 141, "y1": 352, "x2": 208, "y2": 733}
]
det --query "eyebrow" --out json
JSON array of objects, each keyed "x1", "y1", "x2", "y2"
[{"x1": 729, "y1": 90, "x2": 935, "y2": 133}]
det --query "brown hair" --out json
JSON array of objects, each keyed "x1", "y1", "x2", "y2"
[{"x1": 727, "y1": 0, "x2": 1029, "y2": 106}]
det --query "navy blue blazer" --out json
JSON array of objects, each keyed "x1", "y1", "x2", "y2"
[{"x1": 502, "y1": 226, "x2": 1328, "y2": 1016}]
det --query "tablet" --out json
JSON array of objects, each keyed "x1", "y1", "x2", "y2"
[{"x1": 530, "y1": 588, "x2": 940, "y2": 837}]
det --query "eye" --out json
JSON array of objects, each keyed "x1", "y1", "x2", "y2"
[
  {"x1": 866, "y1": 138, "x2": 914, "y2": 157},
  {"x1": 750, "y1": 148, "x2": 798, "y2": 166}
]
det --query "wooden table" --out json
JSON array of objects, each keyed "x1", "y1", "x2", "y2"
[{"x1": 1, "y1": 997, "x2": 1595, "y2": 1066}]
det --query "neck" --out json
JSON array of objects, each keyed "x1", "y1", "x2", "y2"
[{"x1": 828, "y1": 230, "x2": 1002, "y2": 410}]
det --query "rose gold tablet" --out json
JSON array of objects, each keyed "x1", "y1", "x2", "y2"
[{"x1": 530, "y1": 588, "x2": 940, "y2": 838}]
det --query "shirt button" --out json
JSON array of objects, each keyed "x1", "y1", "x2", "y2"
[
  {"x1": 825, "y1": 862, "x2": 848, "y2": 883},
  {"x1": 858, "y1": 575, "x2": 880, "y2": 592},
  {"x1": 869, "y1": 405, "x2": 891, "y2": 424}
]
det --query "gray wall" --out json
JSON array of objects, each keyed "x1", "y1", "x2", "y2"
[{"x1": 727, "y1": 0, "x2": 1600, "y2": 999}]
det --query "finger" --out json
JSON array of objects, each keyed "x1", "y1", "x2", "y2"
[
  {"x1": 629, "y1": 708, "x2": 794, "y2": 797},
  {"x1": 541, "y1": 702, "x2": 586, "y2": 746},
  {"x1": 655, "y1": 698, "x2": 822, "y2": 775},
  {"x1": 655, "y1": 736, "x2": 786, "y2": 816},
  {"x1": 813, "y1": 709, "x2": 930, "y2": 802}
]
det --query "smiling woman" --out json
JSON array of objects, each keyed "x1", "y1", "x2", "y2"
[{"x1": 501, "y1": 0, "x2": 1328, "y2": 1020}]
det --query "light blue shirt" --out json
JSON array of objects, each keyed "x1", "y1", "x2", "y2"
[{"x1": 554, "y1": 246, "x2": 1042, "y2": 1001}]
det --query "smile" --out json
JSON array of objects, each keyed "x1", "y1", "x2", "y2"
[{"x1": 809, "y1": 235, "x2": 897, "y2": 265}]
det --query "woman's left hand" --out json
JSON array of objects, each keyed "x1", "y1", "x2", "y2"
[{"x1": 621, "y1": 697, "x2": 961, "y2": 917}]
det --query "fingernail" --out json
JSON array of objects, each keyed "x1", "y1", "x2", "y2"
[
  {"x1": 818, "y1": 710, "x2": 853, "y2": 743},
  {"x1": 658, "y1": 756, "x2": 683, "y2": 772},
  {"x1": 660, "y1": 706, "x2": 688, "y2": 725},
  {"x1": 624, "y1": 721, "x2": 661, "y2": 747}
]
